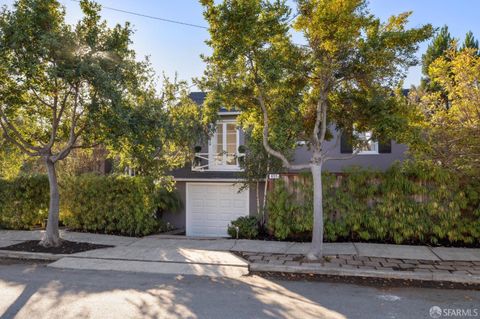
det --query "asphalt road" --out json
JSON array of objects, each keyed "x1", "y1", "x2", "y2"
[{"x1": 0, "y1": 261, "x2": 478, "y2": 319}]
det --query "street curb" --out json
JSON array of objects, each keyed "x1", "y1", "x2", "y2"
[
  {"x1": 0, "y1": 250, "x2": 65, "y2": 261},
  {"x1": 249, "y1": 263, "x2": 480, "y2": 285}
]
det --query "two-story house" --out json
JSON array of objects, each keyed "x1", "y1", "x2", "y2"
[{"x1": 163, "y1": 92, "x2": 407, "y2": 237}]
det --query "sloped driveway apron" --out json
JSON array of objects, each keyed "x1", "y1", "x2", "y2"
[{"x1": 48, "y1": 237, "x2": 248, "y2": 278}]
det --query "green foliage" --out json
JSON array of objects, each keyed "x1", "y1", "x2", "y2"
[
  {"x1": 61, "y1": 175, "x2": 180, "y2": 236},
  {"x1": 422, "y1": 25, "x2": 453, "y2": 78},
  {"x1": 410, "y1": 48, "x2": 480, "y2": 177},
  {"x1": 200, "y1": 0, "x2": 432, "y2": 153},
  {"x1": 200, "y1": 1, "x2": 432, "y2": 255},
  {"x1": 0, "y1": 175, "x2": 49, "y2": 229},
  {"x1": 0, "y1": 138, "x2": 28, "y2": 179},
  {"x1": 462, "y1": 31, "x2": 479, "y2": 54},
  {"x1": 266, "y1": 178, "x2": 313, "y2": 240},
  {"x1": 112, "y1": 78, "x2": 206, "y2": 177},
  {"x1": 267, "y1": 162, "x2": 480, "y2": 245},
  {"x1": 0, "y1": 174, "x2": 181, "y2": 234},
  {"x1": 227, "y1": 216, "x2": 260, "y2": 239},
  {"x1": 237, "y1": 131, "x2": 285, "y2": 187}
]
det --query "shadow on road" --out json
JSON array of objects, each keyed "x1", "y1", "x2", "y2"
[{"x1": 0, "y1": 262, "x2": 347, "y2": 319}]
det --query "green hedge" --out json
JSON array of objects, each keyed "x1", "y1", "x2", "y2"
[
  {"x1": 267, "y1": 161, "x2": 480, "y2": 246},
  {"x1": 0, "y1": 174, "x2": 181, "y2": 236},
  {"x1": 61, "y1": 175, "x2": 180, "y2": 236},
  {"x1": 0, "y1": 175, "x2": 50, "y2": 229}
]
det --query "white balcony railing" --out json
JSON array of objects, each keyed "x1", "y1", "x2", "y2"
[{"x1": 192, "y1": 152, "x2": 245, "y2": 172}]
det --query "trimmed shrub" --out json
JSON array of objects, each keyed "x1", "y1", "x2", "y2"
[
  {"x1": 61, "y1": 174, "x2": 179, "y2": 236},
  {"x1": 0, "y1": 175, "x2": 49, "y2": 229},
  {"x1": 267, "y1": 161, "x2": 480, "y2": 246},
  {"x1": 228, "y1": 216, "x2": 259, "y2": 239}
]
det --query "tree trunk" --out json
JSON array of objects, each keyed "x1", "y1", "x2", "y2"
[
  {"x1": 307, "y1": 162, "x2": 324, "y2": 260},
  {"x1": 40, "y1": 157, "x2": 61, "y2": 247}
]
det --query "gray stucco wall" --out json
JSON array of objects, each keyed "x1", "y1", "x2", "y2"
[
  {"x1": 161, "y1": 182, "x2": 187, "y2": 229},
  {"x1": 292, "y1": 130, "x2": 407, "y2": 172},
  {"x1": 162, "y1": 180, "x2": 264, "y2": 230}
]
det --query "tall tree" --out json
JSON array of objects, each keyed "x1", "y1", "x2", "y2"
[
  {"x1": 422, "y1": 26, "x2": 452, "y2": 78},
  {"x1": 112, "y1": 78, "x2": 205, "y2": 177},
  {"x1": 461, "y1": 31, "x2": 479, "y2": 55},
  {"x1": 0, "y1": 0, "x2": 160, "y2": 246},
  {"x1": 411, "y1": 47, "x2": 480, "y2": 177},
  {"x1": 200, "y1": 0, "x2": 432, "y2": 259}
]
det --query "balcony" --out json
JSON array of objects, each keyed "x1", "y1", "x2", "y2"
[{"x1": 192, "y1": 152, "x2": 245, "y2": 172}]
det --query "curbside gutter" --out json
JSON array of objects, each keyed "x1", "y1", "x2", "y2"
[
  {"x1": 0, "y1": 250, "x2": 65, "y2": 261},
  {"x1": 249, "y1": 262, "x2": 480, "y2": 285}
]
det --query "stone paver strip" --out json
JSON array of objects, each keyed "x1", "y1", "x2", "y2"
[
  {"x1": 396, "y1": 263, "x2": 416, "y2": 269},
  {"x1": 416, "y1": 264, "x2": 435, "y2": 269},
  {"x1": 435, "y1": 265, "x2": 455, "y2": 271},
  {"x1": 346, "y1": 260, "x2": 364, "y2": 266},
  {"x1": 363, "y1": 261, "x2": 381, "y2": 267},
  {"x1": 285, "y1": 242, "x2": 357, "y2": 255},
  {"x1": 241, "y1": 251, "x2": 480, "y2": 285},
  {"x1": 381, "y1": 262, "x2": 399, "y2": 268}
]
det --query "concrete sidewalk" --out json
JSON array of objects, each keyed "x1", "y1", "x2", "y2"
[{"x1": 0, "y1": 230, "x2": 479, "y2": 283}]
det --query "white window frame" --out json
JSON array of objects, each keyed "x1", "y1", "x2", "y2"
[
  {"x1": 354, "y1": 131, "x2": 379, "y2": 155},
  {"x1": 208, "y1": 120, "x2": 241, "y2": 171}
]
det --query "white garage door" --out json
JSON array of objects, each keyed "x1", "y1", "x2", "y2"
[{"x1": 186, "y1": 183, "x2": 249, "y2": 237}]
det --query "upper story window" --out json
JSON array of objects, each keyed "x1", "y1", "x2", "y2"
[
  {"x1": 341, "y1": 130, "x2": 392, "y2": 155},
  {"x1": 209, "y1": 120, "x2": 241, "y2": 170},
  {"x1": 355, "y1": 131, "x2": 379, "y2": 155}
]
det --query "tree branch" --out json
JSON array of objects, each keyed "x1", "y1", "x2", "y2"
[
  {"x1": 0, "y1": 119, "x2": 41, "y2": 156},
  {"x1": 246, "y1": 54, "x2": 311, "y2": 171},
  {"x1": 31, "y1": 88, "x2": 54, "y2": 109},
  {"x1": 256, "y1": 92, "x2": 310, "y2": 170},
  {"x1": 0, "y1": 109, "x2": 43, "y2": 152}
]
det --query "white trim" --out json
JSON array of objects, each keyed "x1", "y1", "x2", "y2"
[
  {"x1": 185, "y1": 182, "x2": 250, "y2": 237},
  {"x1": 218, "y1": 111, "x2": 241, "y2": 115},
  {"x1": 209, "y1": 119, "x2": 241, "y2": 170}
]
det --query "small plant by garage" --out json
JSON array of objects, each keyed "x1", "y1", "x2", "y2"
[{"x1": 228, "y1": 216, "x2": 259, "y2": 239}]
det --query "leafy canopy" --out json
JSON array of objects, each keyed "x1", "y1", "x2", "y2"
[
  {"x1": 200, "y1": 0, "x2": 433, "y2": 160},
  {"x1": 0, "y1": 0, "x2": 202, "y2": 176},
  {"x1": 411, "y1": 47, "x2": 480, "y2": 177}
]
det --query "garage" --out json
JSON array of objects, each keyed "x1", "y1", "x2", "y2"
[{"x1": 186, "y1": 183, "x2": 249, "y2": 237}]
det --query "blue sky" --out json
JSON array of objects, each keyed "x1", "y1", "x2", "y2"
[{"x1": 1, "y1": 0, "x2": 479, "y2": 90}]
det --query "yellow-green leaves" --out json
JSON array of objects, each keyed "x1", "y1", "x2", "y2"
[{"x1": 414, "y1": 48, "x2": 480, "y2": 176}]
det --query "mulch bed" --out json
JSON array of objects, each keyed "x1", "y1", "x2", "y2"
[{"x1": 0, "y1": 240, "x2": 113, "y2": 254}]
